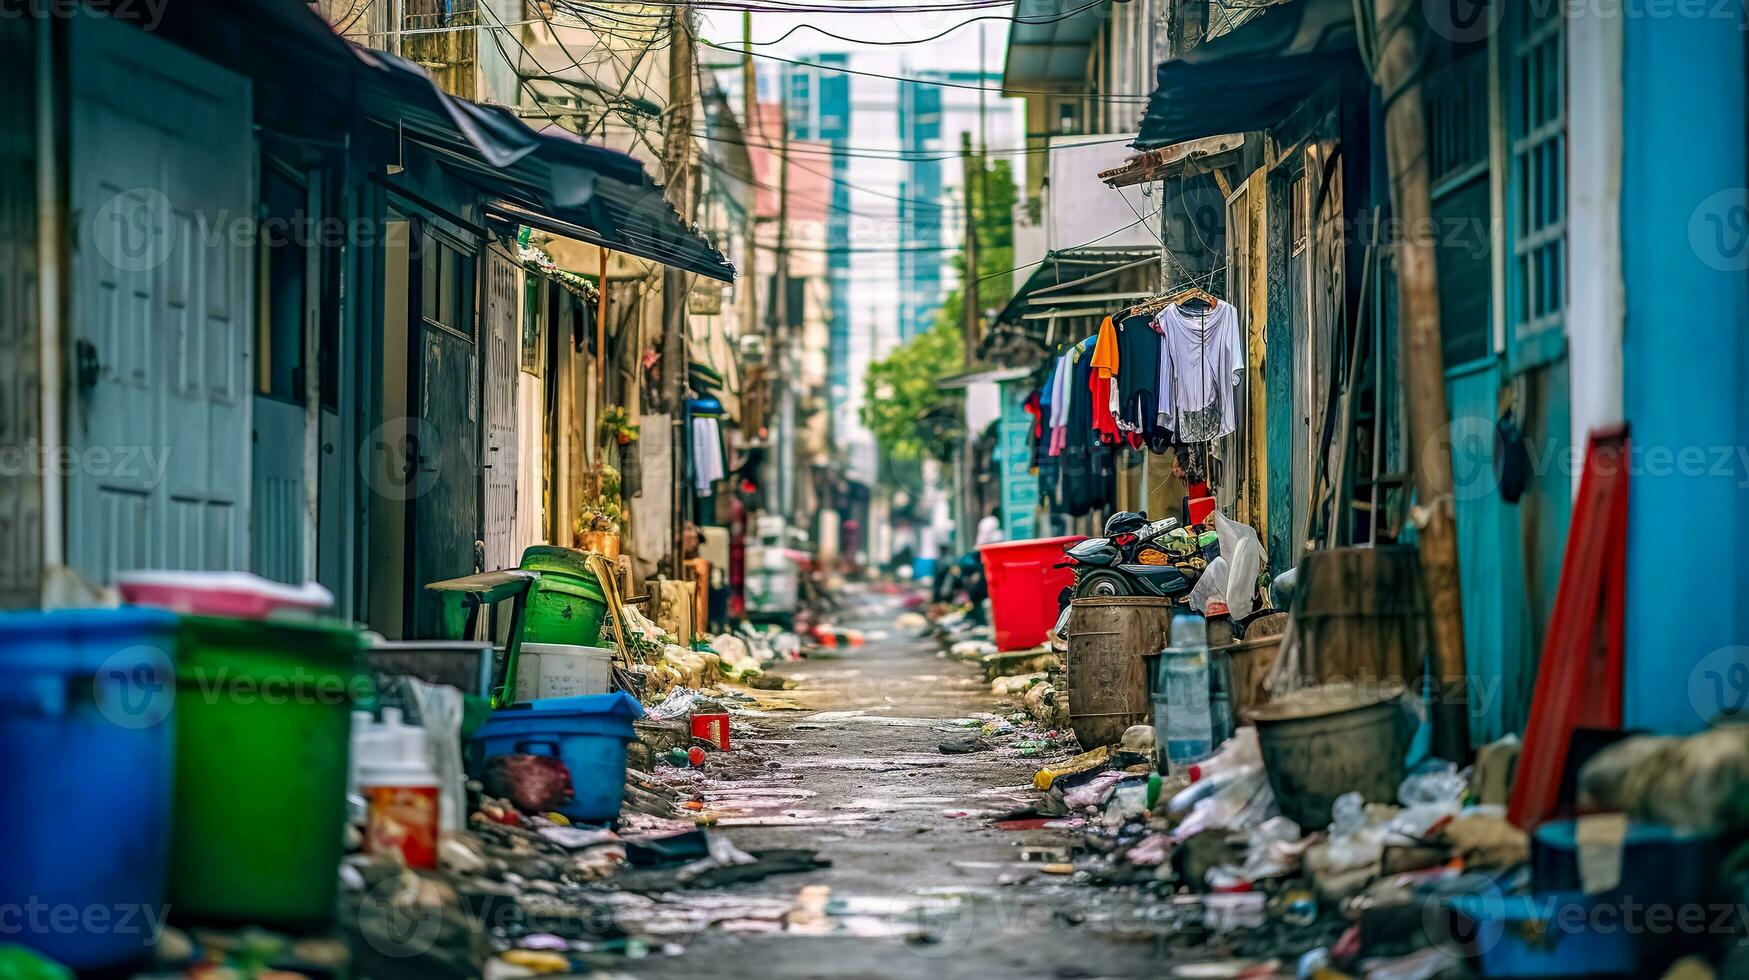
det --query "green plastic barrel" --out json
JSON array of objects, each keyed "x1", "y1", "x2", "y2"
[
  {"x1": 167, "y1": 615, "x2": 366, "y2": 929},
  {"x1": 519, "y1": 545, "x2": 609, "y2": 647}
]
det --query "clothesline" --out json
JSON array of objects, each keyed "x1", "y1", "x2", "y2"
[{"x1": 1029, "y1": 285, "x2": 1247, "y2": 518}]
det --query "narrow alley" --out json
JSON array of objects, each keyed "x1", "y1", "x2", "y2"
[
  {"x1": 5, "y1": 0, "x2": 1749, "y2": 978},
  {"x1": 614, "y1": 590, "x2": 1170, "y2": 979}
]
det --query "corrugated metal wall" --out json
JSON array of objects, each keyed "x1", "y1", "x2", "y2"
[{"x1": 0, "y1": 16, "x2": 41, "y2": 608}]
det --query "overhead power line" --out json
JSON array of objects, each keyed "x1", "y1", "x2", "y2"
[
  {"x1": 697, "y1": 39, "x2": 1155, "y2": 102},
  {"x1": 561, "y1": 0, "x2": 1023, "y2": 13},
  {"x1": 738, "y1": 0, "x2": 1110, "y2": 47},
  {"x1": 691, "y1": 129, "x2": 1135, "y2": 163}
]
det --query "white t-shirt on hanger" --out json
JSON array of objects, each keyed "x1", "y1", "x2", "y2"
[{"x1": 1154, "y1": 300, "x2": 1245, "y2": 442}]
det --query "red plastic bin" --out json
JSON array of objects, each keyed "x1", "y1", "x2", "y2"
[{"x1": 977, "y1": 535, "x2": 1087, "y2": 651}]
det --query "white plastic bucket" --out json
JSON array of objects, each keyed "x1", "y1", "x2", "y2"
[{"x1": 515, "y1": 643, "x2": 615, "y2": 700}]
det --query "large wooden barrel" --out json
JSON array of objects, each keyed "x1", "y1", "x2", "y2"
[
  {"x1": 1064, "y1": 597, "x2": 1173, "y2": 749},
  {"x1": 1291, "y1": 546, "x2": 1430, "y2": 690}
]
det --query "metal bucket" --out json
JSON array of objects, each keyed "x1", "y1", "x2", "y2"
[
  {"x1": 1221, "y1": 612, "x2": 1288, "y2": 719},
  {"x1": 1249, "y1": 682, "x2": 1413, "y2": 829}
]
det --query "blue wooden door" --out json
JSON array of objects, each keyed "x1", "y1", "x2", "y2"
[
  {"x1": 68, "y1": 18, "x2": 252, "y2": 581},
  {"x1": 1445, "y1": 359, "x2": 1528, "y2": 742}
]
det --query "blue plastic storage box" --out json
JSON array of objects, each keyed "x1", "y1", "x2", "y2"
[
  {"x1": 1533, "y1": 819, "x2": 1718, "y2": 902},
  {"x1": 0, "y1": 608, "x2": 179, "y2": 970},
  {"x1": 470, "y1": 692, "x2": 645, "y2": 823},
  {"x1": 1446, "y1": 892, "x2": 1636, "y2": 978}
]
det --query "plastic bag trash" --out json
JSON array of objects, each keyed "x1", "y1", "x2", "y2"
[
  {"x1": 1240, "y1": 814, "x2": 1306, "y2": 878},
  {"x1": 1173, "y1": 765, "x2": 1276, "y2": 840},
  {"x1": 1188, "y1": 556, "x2": 1228, "y2": 614},
  {"x1": 647, "y1": 687, "x2": 702, "y2": 721},
  {"x1": 1064, "y1": 770, "x2": 1126, "y2": 810},
  {"x1": 1398, "y1": 761, "x2": 1470, "y2": 809},
  {"x1": 1103, "y1": 780, "x2": 1153, "y2": 827},
  {"x1": 1213, "y1": 511, "x2": 1264, "y2": 620},
  {"x1": 1127, "y1": 834, "x2": 1171, "y2": 867},
  {"x1": 1307, "y1": 792, "x2": 1399, "y2": 896},
  {"x1": 711, "y1": 633, "x2": 751, "y2": 664},
  {"x1": 1167, "y1": 763, "x2": 1253, "y2": 819},
  {"x1": 1271, "y1": 566, "x2": 1300, "y2": 611},
  {"x1": 1202, "y1": 892, "x2": 1266, "y2": 932},
  {"x1": 1330, "y1": 792, "x2": 1367, "y2": 837}
]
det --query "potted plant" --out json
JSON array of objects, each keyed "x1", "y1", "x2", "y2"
[
  {"x1": 600, "y1": 406, "x2": 639, "y2": 446},
  {"x1": 575, "y1": 462, "x2": 623, "y2": 558}
]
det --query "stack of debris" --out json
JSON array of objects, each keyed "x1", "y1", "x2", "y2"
[{"x1": 1001, "y1": 720, "x2": 1545, "y2": 977}]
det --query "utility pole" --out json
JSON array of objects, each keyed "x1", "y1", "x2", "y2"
[
  {"x1": 960, "y1": 131, "x2": 980, "y2": 365},
  {"x1": 977, "y1": 24, "x2": 988, "y2": 156},
  {"x1": 773, "y1": 91, "x2": 795, "y2": 524},
  {"x1": 956, "y1": 130, "x2": 981, "y2": 551},
  {"x1": 1369, "y1": 0, "x2": 1468, "y2": 760},
  {"x1": 662, "y1": 3, "x2": 696, "y2": 579},
  {"x1": 740, "y1": 10, "x2": 758, "y2": 434}
]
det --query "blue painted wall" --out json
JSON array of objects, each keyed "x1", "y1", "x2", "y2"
[{"x1": 1621, "y1": 11, "x2": 1749, "y2": 733}]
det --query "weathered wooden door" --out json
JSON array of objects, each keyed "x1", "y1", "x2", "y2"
[
  {"x1": 407, "y1": 227, "x2": 480, "y2": 637},
  {"x1": 1287, "y1": 170, "x2": 1313, "y2": 561},
  {"x1": 68, "y1": 18, "x2": 252, "y2": 581},
  {"x1": 481, "y1": 245, "x2": 520, "y2": 572}
]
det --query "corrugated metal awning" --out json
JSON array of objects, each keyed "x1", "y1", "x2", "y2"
[
  {"x1": 936, "y1": 366, "x2": 1035, "y2": 391},
  {"x1": 995, "y1": 247, "x2": 1159, "y2": 327},
  {"x1": 1134, "y1": 0, "x2": 1359, "y2": 150},
  {"x1": 1002, "y1": 0, "x2": 1113, "y2": 92}
]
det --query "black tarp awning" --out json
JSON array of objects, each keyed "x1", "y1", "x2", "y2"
[
  {"x1": 352, "y1": 48, "x2": 736, "y2": 282},
  {"x1": 1134, "y1": 0, "x2": 1359, "y2": 150},
  {"x1": 136, "y1": 0, "x2": 734, "y2": 282}
]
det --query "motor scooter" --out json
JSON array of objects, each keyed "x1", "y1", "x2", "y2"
[{"x1": 1056, "y1": 513, "x2": 1197, "y2": 599}]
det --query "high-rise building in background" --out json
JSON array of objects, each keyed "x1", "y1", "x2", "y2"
[
  {"x1": 713, "y1": 52, "x2": 1023, "y2": 540},
  {"x1": 895, "y1": 69, "x2": 1016, "y2": 342},
  {"x1": 896, "y1": 77, "x2": 944, "y2": 342},
  {"x1": 783, "y1": 56, "x2": 853, "y2": 440}
]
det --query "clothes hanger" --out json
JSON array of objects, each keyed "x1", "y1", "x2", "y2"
[{"x1": 1164, "y1": 283, "x2": 1220, "y2": 311}]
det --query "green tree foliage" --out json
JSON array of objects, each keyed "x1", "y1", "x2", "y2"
[
  {"x1": 860, "y1": 321, "x2": 964, "y2": 462},
  {"x1": 974, "y1": 157, "x2": 1017, "y2": 300}
]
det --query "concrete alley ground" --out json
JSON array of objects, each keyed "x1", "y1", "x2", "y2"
[{"x1": 617, "y1": 590, "x2": 1175, "y2": 980}]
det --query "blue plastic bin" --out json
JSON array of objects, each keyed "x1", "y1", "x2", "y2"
[
  {"x1": 470, "y1": 692, "x2": 645, "y2": 823},
  {"x1": 0, "y1": 608, "x2": 178, "y2": 970},
  {"x1": 1447, "y1": 891, "x2": 1636, "y2": 977},
  {"x1": 1533, "y1": 819, "x2": 1718, "y2": 901}
]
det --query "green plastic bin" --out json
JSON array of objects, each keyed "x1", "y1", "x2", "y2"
[
  {"x1": 167, "y1": 615, "x2": 366, "y2": 929},
  {"x1": 519, "y1": 546, "x2": 609, "y2": 647}
]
